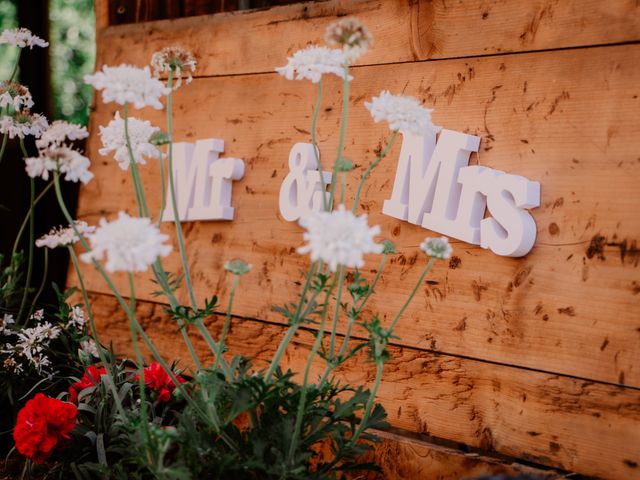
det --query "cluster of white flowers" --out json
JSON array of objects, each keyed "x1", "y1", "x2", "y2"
[
  {"x1": 79, "y1": 338, "x2": 99, "y2": 359},
  {"x1": 0, "y1": 82, "x2": 34, "y2": 112},
  {"x1": 85, "y1": 64, "x2": 169, "y2": 110},
  {"x1": 276, "y1": 46, "x2": 351, "y2": 84},
  {"x1": 0, "y1": 313, "x2": 14, "y2": 335},
  {"x1": 365, "y1": 90, "x2": 439, "y2": 135},
  {"x1": 67, "y1": 306, "x2": 86, "y2": 330},
  {"x1": 0, "y1": 112, "x2": 48, "y2": 139},
  {"x1": 99, "y1": 112, "x2": 161, "y2": 170},
  {"x1": 1, "y1": 311, "x2": 61, "y2": 375},
  {"x1": 298, "y1": 204, "x2": 383, "y2": 271},
  {"x1": 36, "y1": 120, "x2": 89, "y2": 149},
  {"x1": 324, "y1": 17, "x2": 373, "y2": 62},
  {"x1": 24, "y1": 145, "x2": 93, "y2": 184},
  {"x1": 81, "y1": 211, "x2": 172, "y2": 272},
  {"x1": 0, "y1": 28, "x2": 48, "y2": 49},
  {"x1": 420, "y1": 236, "x2": 453, "y2": 260},
  {"x1": 151, "y1": 46, "x2": 197, "y2": 89},
  {"x1": 36, "y1": 220, "x2": 95, "y2": 249}
]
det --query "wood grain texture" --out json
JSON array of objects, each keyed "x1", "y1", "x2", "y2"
[
  {"x1": 94, "y1": 0, "x2": 640, "y2": 76},
  {"x1": 73, "y1": 44, "x2": 640, "y2": 387},
  {"x1": 84, "y1": 292, "x2": 639, "y2": 479}
]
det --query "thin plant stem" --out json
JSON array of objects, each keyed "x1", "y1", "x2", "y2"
[
  {"x1": 328, "y1": 63, "x2": 350, "y2": 209},
  {"x1": 327, "y1": 265, "x2": 346, "y2": 360},
  {"x1": 68, "y1": 246, "x2": 126, "y2": 417},
  {"x1": 8, "y1": 50, "x2": 21, "y2": 82},
  {"x1": 215, "y1": 274, "x2": 239, "y2": 369},
  {"x1": 28, "y1": 247, "x2": 47, "y2": 318},
  {"x1": 350, "y1": 360, "x2": 383, "y2": 444},
  {"x1": 0, "y1": 133, "x2": 7, "y2": 165},
  {"x1": 156, "y1": 146, "x2": 166, "y2": 227},
  {"x1": 352, "y1": 130, "x2": 398, "y2": 213},
  {"x1": 128, "y1": 272, "x2": 150, "y2": 440},
  {"x1": 123, "y1": 103, "x2": 149, "y2": 217},
  {"x1": 288, "y1": 274, "x2": 337, "y2": 463},
  {"x1": 17, "y1": 173, "x2": 35, "y2": 323},
  {"x1": 165, "y1": 74, "x2": 198, "y2": 311},
  {"x1": 311, "y1": 79, "x2": 328, "y2": 211},
  {"x1": 388, "y1": 258, "x2": 435, "y2": 333},
  {"x1": 12, "y1": 181, "x2": 54, "y2": 257}
]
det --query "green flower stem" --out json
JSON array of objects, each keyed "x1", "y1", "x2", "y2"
[
  {"x1": 11, "y1": 181, "x2": 53, "y2": 257},
  {"x1": 28, "y1": 247, "x2": 47, "y2": 318},
  {"x1": 215, "y1": 273, "x2": 239, "y2": 370},
  {"x1": 0, "y1": 133, "x2": 8, "y2": 165},
  {"x1": 68, "y1": 246, "x2": 126, "y2": 417},
  {"x1": 17, "y1": 166, "x2": 35, "y2": 324},
  {"x1": 350, "y1": 360, "x2": 384, "y2": 445},
  {"x1": 123, "y1": 103, "x2": 149, "y2": 218},
  {"x1": 327, "y1": 265, "x2": 346, "y2": 359},
  {"x1": 328, "y1": 63, "x2": 350, "y2": 210},
  {"x1": 165, "y1": 74, "x2": 199, "y2": 311},
  {"x1": 8, "y1": 50, "x2": 21, "y2": 82},
  {"x1": 156, "y1": 146, "x2": 166, "y2": 227},
  {"x1": 352, "y1": 130, "x2": 398, "y2": 213},
  {"x1": 288, "y1": 274, "x2": 337, "y2": 464},
  {"x1": 128, "y1": 272, "x2": 150, "y2": 440},
  {"x1": 389, "y1": 258, "x2": 435, "y2": 333},
  {"x1": 311, "y1": 79, "x2": 328, "y2": 211},
  {"x1": 53, "y1": 173, "x2": 206, "y2": 418},
  {"x1": 265, "y1": 261, "x2": 317, "y2": 380}
]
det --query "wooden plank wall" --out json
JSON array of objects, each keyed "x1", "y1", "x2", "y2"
[{"x1": 78, "y1": 1, "x2": 640, "y2": 478}]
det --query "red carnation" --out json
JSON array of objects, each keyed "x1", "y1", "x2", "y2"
[
  {"x1": 13, "y1": 393, "x2": 77, "y2": 464},
  {"x1": 135, "y1": 362, "x2": 185, "y2": 402},
  {"x1": 69, "y1": 365, "x2": 107, "y2": 403}
]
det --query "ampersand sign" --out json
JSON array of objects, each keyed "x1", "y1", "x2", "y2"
[{"x1": 279, "y1": 142, "x2": 332, "y2": 221}]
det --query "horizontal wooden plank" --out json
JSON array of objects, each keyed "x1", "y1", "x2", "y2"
[
  {"x1": 85, "y1": 292, "x2": 640, "y2": 480},
  {"x1": 95, "y1": 0, "x2": 640, "y2": 76},
  {"x1": 74, "y1": 44, "x2": 640, "y2": 386}
]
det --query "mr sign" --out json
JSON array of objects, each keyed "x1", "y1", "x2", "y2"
[
  {"x1": 162, "y1": 138, "x2": 245, "y2": 222},
  {"x1": 279, "y1": 129, "x2": 540, "y2": 257}
]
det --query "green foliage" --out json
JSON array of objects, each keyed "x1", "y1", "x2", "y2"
[
  {"x1": 0, "y1": 0, "x2": 17, "y2": 81},
  {"x1": 0, "y1": 252, "x2": 24, "y2": 309},
  {"x1": 50, "y1": 0, "x2": 95, "y2": 125}
]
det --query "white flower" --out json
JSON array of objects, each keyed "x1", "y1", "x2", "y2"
[
  {"x1": 0, "y1": 28, "x2": 48, "y2": 49},
  {"x1": 420, "y1": 236, "x2": 453, "y2": 260},
  {"x1": 325, "y1": 17, "x2": 373, "y2": 62},
  {"x1": 365, "y1": 90, "x2": 439, "y2": 135},
  {"x1": 0, "y1": 313, "x2": 14, "y2": 335},
  {"x1": 36, "y1": 220, "x2": 95, "y2": 249},
  {"x1": 98, "y1": 112, "x2": 161, "y2": 170},
  {"x1": 80, "y1": 211, "x2": 172, "y2": 272},
  {"x1": 14, "y1": 321, "x2": 61, "y2": 372},
  {"x1": 0, "y1": 112, "x2": 48, "y2": 139},
  {"x1": 25, "y1": 145, "x2": 93, "y2": 184},
  {"x1": 298, "y1": 204, "x2": 383, "y2": 272},
  {"x1": 276, "y1": 46, "x2": 351, "y2": 84},
  {"x1": 36, "y1": 120, "x2": 89, "y2": 149},
  {"x1": 31, "y1": 309, "x2": 45, "y2": 321},
  {"x1": 79, "y1": 339, "x2": 99, "y2": 358},
  {"x1": 84, "y1": 64, "x2": 169, "y2": 110},
  {"x1": 67, "y1": 306, "x2": 86, "y2": 330},
  {"x1": 150, "y1": 47, "x2": 197, "y2": 89},
  {"x1": 3, "y1": 357, "x2": 23, "y2": 374},
  {"x1": 0, "y1": 82, "x2": 34, "y2": 112}
]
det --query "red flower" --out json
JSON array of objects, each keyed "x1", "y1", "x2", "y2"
[
  {"x1": 13, "y1": 393, "x2": 77, "y2": 464},
  {"x1": 135, "y1": 362, "x2": 185, "y2": 402},
  {"x1": 69, "y1": 365, "x2": 107, "y2": 403}
]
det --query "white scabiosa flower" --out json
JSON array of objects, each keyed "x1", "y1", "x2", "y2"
[
  {"x1": 84, "y1": 64, "x2": 169, "y2": 110},
  {"x1": 0, "y1": 28, "x2": 48, "y2": 49},
  {"x1": 98, "y1": 112, "x2": 161, "y2": 170},
  {"x1": 0, "y1": 111, "x2": 48, "y2": 139},
  {"x1": 36, "y1": 120, "x2": 89, "y2": 149},
  {"x1": 67, "y1": 306, "x2": 86, "y2": 330},
  {"x1": 365, "y1": 90, "x2": 439, "y2": 135},
  {"x1": 0, "y1": 82, "x2": 34, "y2": 112},
  {"x1": 150, "y1": 46, "x2": 197, "y2": 89},
  {"x1": 276, "y1": 45, "x2": 351, "y2": 83},
  {"x1": 79, "y1": 339, "x2": 99, "y2": 358},
  {"x1": 80, "y1": 212, "x2": 172, "y2": 272},
  {"x1": 36, "y1": 221, "x2": 95, "y2": 249},
  {"x1": 325, "y1": 17, "x2": 373, "y2": 62},
  {"x1": 298, "y1": 204, "x2": 383, "y2": 272},
  {"x1": 25, "y1": 146, "x2": 93, "y2": 184},
  {"x1": 420, "y1": 236, "x2": 453, "y2": 260}
]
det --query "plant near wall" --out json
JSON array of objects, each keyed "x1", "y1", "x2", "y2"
[{"x1": 2, "y1": 18, "x2": 452, "y2": 480}]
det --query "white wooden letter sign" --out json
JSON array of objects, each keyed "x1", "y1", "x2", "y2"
[{"x1": 162, "y1": 138, "x2": 245, "y2": 222}]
